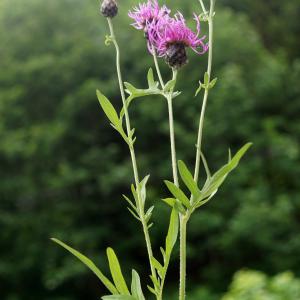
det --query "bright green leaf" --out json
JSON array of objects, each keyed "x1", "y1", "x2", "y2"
[
  {"x1": 195, "y1": 84, "x2": 202, "y2": 96},
  {"x1": 202, "y1": 143, "x2": 252, "y2": 198},
  {"x1": 51, "y1": 238, "x2": 118, "y2": 295},
  {"x1": 102, "y1": 296, "x2": 136, "y2": 300},
  {"x1": 96, "y1": 90, "x2": 120, "y2": 126},
  {"x1": 178, "y1": 160, "x2": 201, "y2": 197},
  {"x1": 151, "y1": 256, "x2": 164, "y2": 278},
  {"x1": 209, "y1": 77, "x2": 218, "y2": 89},
  {"x1": 106, "y1": 248, "x2": 130, "y2": 295},
  {"x1": 164, "y1": 180, "x2": 191, "y2": 208},
  {"x1": 131, "y1": 270, "x2": 145, "y2": 300},
  {"x1": 165, "y1": 209, "x2": 179, "y2": 255}
]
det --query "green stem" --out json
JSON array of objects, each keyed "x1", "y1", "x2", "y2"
[
  {"x1": 107, "y1": 18, "x2": 156, "y2": 283},
  {"x1": 193, "y1": 0, "x2": 215, "y2": 183},
  {"x1": 167, "y1": 69, "x2": 179, "y2": 187},
  {"x1": 152, "y1": 46, "x2": 165, "y2": 89},
  {"x1": 199, "y1": 0, "x2": 207, "y2": 14},
  {"x1": 179, "y1": 215, "x2": 188, "y2": 300}
]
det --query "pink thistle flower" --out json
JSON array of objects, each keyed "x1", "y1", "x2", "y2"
[
  {"x1": 153, "y1": 12, "x2": 208, "y2": 68},
  {"x1": 128, "y1": 0, "x2": 171, "y2": 53},
  {"x1": 128, "y1": 0, "x2": 171, "y2": 32}
]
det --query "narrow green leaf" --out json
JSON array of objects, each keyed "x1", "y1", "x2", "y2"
[
  {"x1": 162, "y1": 198, "x2": 176, "y2": 207},
  {"x1": 145, "y1": 206, "x2": 154, "y2": 223},
  {"x1": 122, "y1": 195, "x2": 137, "y2": 212},
  {"x1": 131, "y1": 184, "x2": 138, "y2": 206},
  {"x1": 164, "y1": 79, "x2": 176, "y2": 93},
  {"x1": 147, "y1": 68, "x2": 158, "y2": 89},
  {"x1": 51, "y1": 238, "x2": 117, "y2": 295},
  {"x1": 139, "y1": 175, "x2": 150, "y2": 206},
  {"x1": 106, "y1": 248, "x2": 130, "y2": 295},
  {"x1": 165, "y1": 209, "x2": 179, "y2": 255},
  {"x1": 151, "y1": 257, "x2": 164, "y2": 278},
  {"x1": 200, "y1": 151, "x2": 212, "y2": 179},
  {"x1": 127, "y1": 207, "x2": 141, "y2": 221},
  {"x1": 195, "y1": 83, "x2": 202, "y2": 96},
  {"x1": 164, "y1": 180, "x2": 191, "y2": 208},
  {"x1": 150, "y1": 274, "x2": 160, "y2": 290},
  {"x1": 102, "y1": 296, "x2": 136, "y2": 300},
  {"x1": 96, "y1": 90, "x2": 120, "y2": 126},
  {"x1": 174, "y1": 200, "x2": 186, "y2": 214},
  {"x1": 208, "y1": 77, "x2": 218, "y2": 89},
  {"x1": 202, "y1": 143, "x2": 252, "y2": 198},
  {"x1": 160, "y1": 247, "x2": 166, "y2": 261},
  {"x1": 204, "y1": 72, "x2": 209, "y2": 85},
  {"x1": 147, "y1": 285, "x2": 157, "y2": 296},
  {"x1": 178, "y1": 160, "x2": 201, "y2": 197},
  {"x1": 131, "y1": 270, "x2": 145, "y2": 300}
]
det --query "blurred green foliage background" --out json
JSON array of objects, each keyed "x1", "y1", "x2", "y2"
[{"x1": 0, "y1": 0, "x2": 299, "y2": 299}]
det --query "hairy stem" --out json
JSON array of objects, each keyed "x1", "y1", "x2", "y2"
[
  {"x1": 194, "y1": 0, "x2": 215, "y2": 183},
  {"x1": 107, "y1": 18, "x2": 156, "y2": 283}
]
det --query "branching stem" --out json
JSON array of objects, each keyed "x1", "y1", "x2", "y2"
[
  {"x1": 194, "y1": 0, "x2": 215, "y2": 183},
  {"x1": 107, "y1": 18, "x2": 157, "y2": 285}
]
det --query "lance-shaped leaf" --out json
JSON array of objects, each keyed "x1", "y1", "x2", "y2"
[
  {"x1": 165, "y1": 209, "x2": 179, "y2": 255},
  {"x1": 139, "y1": 175, "x2": 150, "y2": 207},
  {"x1": 102, "y1": 296, "x2": 136, "y2": 300},
  {"x1": 178, "y1": 160, "x2": 201, "y2": 198},
  {"x1": 131, "y1": 270, "x2": 145, "y2": 300},
  {"x1": 201, "y1": 143, "x2": 252, "y2": 198},
  {"x1": 164, "y1": 180, "x2": 191, "y2": 209},
  {"x1": 97, "y1": 90, "x2": 120, "y2": 126},
  {"x1": 107, "y1": 247, "x2": 130, "y2": 295},
  {"x1": 51, "y1": 238, "x2": 118, "y2": 295},
  {"x1": 97, "y1": 90, "x2": 128, "y2": 143},
  {"x1": 147, "y1": 68, "x2": 159, "y2": 90}
]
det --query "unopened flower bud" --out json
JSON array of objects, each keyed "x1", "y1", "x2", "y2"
[{"x1": 101, "y1": 0, "x2": 118, "y2": 18}]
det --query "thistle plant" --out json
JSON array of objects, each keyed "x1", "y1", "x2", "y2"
[{"x1": 51, "y1": 0, "x2": 252, "y2": 299}]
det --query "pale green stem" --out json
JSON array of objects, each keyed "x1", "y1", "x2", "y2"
[
  {"x1": 193, "y1": 0, "x2": 215, "y2": 183},
  {"x1": 107, "y1": 18, "x2": 156, "y2": 283},
  {"x1": 179, "y1": 215, "x2": 188, "y2": 300},
  {"x1": 167, "y1": 69, "x2": 179, "y2": 187},
  {"x1": 199, "y1": 0, "x2": 207, "y2": 14},
  {"x1": 152, "y1": 46, "x2": 165, "y2": 89}
]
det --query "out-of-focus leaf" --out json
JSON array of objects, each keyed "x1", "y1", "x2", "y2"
[{"x1": 51, "y1": 238, "x2": 118, "y2": 294}]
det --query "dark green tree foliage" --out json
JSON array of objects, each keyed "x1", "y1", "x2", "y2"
[{"x1": 0, "y1": 0, "x2": 299, "y2": 299}]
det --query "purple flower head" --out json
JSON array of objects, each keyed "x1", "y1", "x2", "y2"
[
  {"x1": 128, "y1": 0, "x2": 171, "y2": 33},
  {"x1": 154, "y1": 13, "x2": 208, "y2": 57}
]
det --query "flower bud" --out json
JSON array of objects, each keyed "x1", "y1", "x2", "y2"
[
  {"x1": 165, "y1": 43, "x2": 188, "y2": 68},
  {"x1": 101, "y1": 0, "x2": 118, "y2": 18}
]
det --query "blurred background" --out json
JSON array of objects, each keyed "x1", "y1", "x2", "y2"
[{"x1": 0, "y1": 0, "x2": 300, "y2": 299}]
